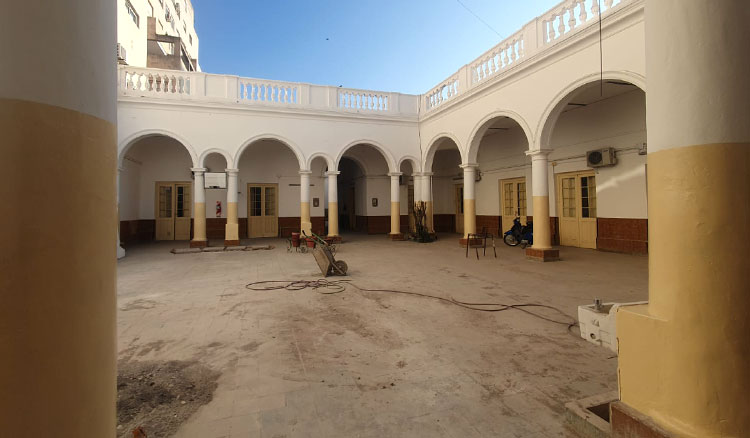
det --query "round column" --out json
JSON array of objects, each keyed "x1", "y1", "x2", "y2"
[
  {"x1": 191, "y1": 168, "x2": 208, "y2": 248},
  {"x1": 0, "y1": 0, "x2": 117, "y2": 435},
  {"x1": 326, "y1": 171, "x2": 340, "y2": 237},
  {"x1": 460, "y1": 164, "x2": 478, "y2": 238},
  {"x1": 224, "y1": 168, "x2": 239, "y2": 246},
  {"x1": 616, "y1": 1, "x2": 750, "y2": 437},
  {"x1": 300, "y1": 170, "x2": 312, "y2": 235},
  {"x1": 421, "y1": 172, "x2": 434, "y2": 233},
  {"x1": 388, "y1": 172, "x2": 402, "y2": 238},
  {"x1": 524, "y1": 150, "x2": 558, "y2": 261},
  {"x1": 117, "y1": 167, "x2": 127, "y2": 259}
]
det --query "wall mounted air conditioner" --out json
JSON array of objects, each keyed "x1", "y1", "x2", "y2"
[
  {"x1": 116, "y1": 43, "x2": 127, "y2": 63},
  {"x1": 586, "y1": 147, "x2": 617, "y2": 168}
]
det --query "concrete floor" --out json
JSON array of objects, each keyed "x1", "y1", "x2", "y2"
[{"x1": 117, "y1": 234, "x2": 648, "y2": 438}]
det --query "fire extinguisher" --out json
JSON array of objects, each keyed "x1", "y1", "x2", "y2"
[{"x1": 216, "y1": 201, "x2": 222, "y2": 218}]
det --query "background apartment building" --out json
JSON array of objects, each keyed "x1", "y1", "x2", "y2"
[{"x1": 118, "y1": 0, "x2": 200, "y2": 71}]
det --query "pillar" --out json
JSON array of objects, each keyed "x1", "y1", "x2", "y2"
[
  {"x1": 117, "y1": 167, "x2": 127, "y2": 258},
  {"x1": 615, "y1": 1, "x2": 750, "y2": 437},
  {"x1": 0, "y1": 0, "x2": 116, "y2": 435},
  {"x1": 191, "y1": 167, "x2": 208, "y2": 248},
  {"x1": 459, "y1": 164, "x2": 478, "y2": 244},
  {"x1": 388, "y1": 172, "x2": 403, "y2": 239},
  {"x1": 327, "y1": 171, "x2": 340, "y2": 238},
  {"x1": 525, "y1": 150, "x2": 559, "y2": 262},
  {"x1": 300, "y1": 170, "x2": 312, "y2": 235},
  {"x1": 224, "y1": 168, "x2": 239, "y2": 246},
  {"x1": 421, "y1": 172, "x2": 434, "y2": 233}
]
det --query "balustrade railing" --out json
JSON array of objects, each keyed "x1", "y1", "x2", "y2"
[
  {"x1": 542, "y1": 0, "x2": 624, "y2": 45},
  {"x1": 239, "y1": 79, "x2": 300, "y2": 105},
  {"x1": 425, "y1": 75, "x2": 459, "y2": 111},
  {"x1": 471, "y1": 30, "x2": 525, "y2": 85},
  {"x1": 338, "y1": 89, "x2": 391, "y2": 112},
  {"x1": 122, "y1": 69, "x2": 193, "y2": 96}
]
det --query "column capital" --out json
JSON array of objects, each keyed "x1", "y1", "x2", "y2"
[
  {"x1": 525, "y1": 149, "x2": 553, "y2": 158},
  {"x1": 299, "y1": 170, "x2": 313, "y2": 176},
  {"x1": 325, "y1": 171, "x2": 341, "y2": 176},
  {"x1": 388, "y1": 172, "x2": 403, "y2": 177},
  {"x1": 421, "y1": 171, "x2": 434, "y2": 177},
  {"x1": 225, "y1": 168, "x2": 239, "y2": 175},
  {"x1": 459, "y1": 163, "x2": 479, "y2": 170},
  {"x1": 191, "y1": 167, "x2": 208, "y2": 174}
]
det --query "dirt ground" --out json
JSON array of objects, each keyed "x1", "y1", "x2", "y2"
[
  {"x1": 117, "y1": 360, "x2": 220, "y2": 437},
  {"x1": 117, "y1": 234, "x2": 647, "y2": 437}
]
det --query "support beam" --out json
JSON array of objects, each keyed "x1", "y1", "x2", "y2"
[
  {"x1": 224, "y1": 168, "x2": 239, "y2": 246},
  {"x1": 300, "y1": 170, "x2": 312, "y2": 235},
  {"x1": 616, "y1": 1, "x2": 750, "y2": 437},
  {"x1": 525, "y1": 150, "x2": 559, "y2": 262},
  {"x1": 191, "y1": 167, "x2": 208, "y2": 248},
  {"x1": 326, "y1": 171, "x2": 340, "y2": 238},
  {"x1": 0, "y1": 0, "x2": 117, "y2": 435},
  {"x1": 388, "y1": 172, "x2": 403, "y2": 239}
]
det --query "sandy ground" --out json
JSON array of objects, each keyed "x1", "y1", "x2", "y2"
[{"x1": 117, "y1": 234, "x2": 647, "y2": 437}]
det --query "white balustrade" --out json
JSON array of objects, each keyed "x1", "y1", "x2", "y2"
[
  {"x1": 425, "y1": 76, "x2": 459, "y2": 111},
  {"x1": 338, "y1": 89, "x2": 391, "y2": 112},
  {"x1": 543, "y1": 0, "x2": 627, "y2": 45},
  {"x1": 239, "y1": 80, "x2": 300, "y2": 105},
  {"x1": 121, "y1": 68, "x2": 193, "y2": 96},
  {"x1": 470, "y1": 30, "x2": 525, "y2": 86}
]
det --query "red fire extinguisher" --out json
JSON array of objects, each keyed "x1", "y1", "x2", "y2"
[{"x1": 216, "y1": 201, "x2": 222, "y2": 217}]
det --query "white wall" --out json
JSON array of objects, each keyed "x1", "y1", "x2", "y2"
[
  {"x1": 432, "y1": 149, "x2": 462, "y2": 215},
  {"x1": 474, "y1": 127, "x2": 531, "y2": 216},
  {"x1": 117, "y1": 0, "x2": 149, "y2": 67}
]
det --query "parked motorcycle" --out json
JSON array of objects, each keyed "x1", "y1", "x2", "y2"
[{"x1": 503, "y1": 218, "x2": 533, "y2": 248}]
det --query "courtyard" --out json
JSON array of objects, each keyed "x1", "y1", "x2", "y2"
[{"x1": 117, "y1": 236, "x2": 647, "y2": 437}]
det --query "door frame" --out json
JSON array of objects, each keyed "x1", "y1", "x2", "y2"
[
  {"x1": 499, "y1": 177, "x2": 528, "y2": 231},
  {"x1": 246, "y1": 183, "x2": 279, "y2": 238},
  {"x1": 154, "y1": 181, "x2": 192, "y2": 241},
  {"x1": 555, "y1": 170, "x2": 597, "y2": 249}
]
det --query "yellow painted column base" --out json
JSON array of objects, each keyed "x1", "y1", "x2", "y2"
[
  {"x1": 192, "y1": 202, "x2": 207, "y2": 246},
  {"x1": 425, "y1": 200, "x2": 434, "y2": 233},
  {"x1": 531, "y1": 196, "x2": 551, "y2": 249},
  {"x1": 390, "y1": 201, "x2": 401, "y2": 235},
  {"x1": 328, "y1": 201, "x2": 339, "y2": 237},
  {"x1": 617, "y1": 143, "x2": 750, "y2": 438},
  {"x1": 463, "y1": 199, "x2": 476, "y2": 238},
  {"x1": 300, "y1": 202, "x2": 312, "y2": 235}
]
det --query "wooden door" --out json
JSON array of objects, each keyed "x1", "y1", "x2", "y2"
[
  {"x1": 455, "y1": 184, "x2": 464, "y2": 235},
  {"x1": 500, "y1": 177, "x2": 527, "y2": 232},
  {"x1": 247, "y1": 184, "x2": 278, "y2": 238},
  {"x1": 155, "y1": 182, "x2": 191, "y2": 241},
  {"x1": 155, "y1": 183, "x2": 174, "y2": 240},
  {"x1": 174, "y1": 183, "x2": 192, "y2": 240},
  {"x1": 557, "y1": 172, "x2": 597, "y2": 249}
]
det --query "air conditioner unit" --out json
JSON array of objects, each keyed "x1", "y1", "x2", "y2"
[
  {"x1": 116, "y1": 43, "x2": 127, "y2": 63},
  {"x1": 586, "y1": 147, "x2": 617, "y2": 168}
]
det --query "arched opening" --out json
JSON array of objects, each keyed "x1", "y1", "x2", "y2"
[
  {"x1": 337, "y1": 144, "x2": 391, "y2": 236},
  {"x1": 201, "y1": 152, "x2": 229, "y2": 241},
  {"x1": 469, "y1": 115, "x2": 531, "y2": 236},
  {"x1": 309, "y1": 155, "x2": 331, "y2": 235},
  {"x1": 427, "y1": 137, "x2": 462, "y2": 235},
  {"x1": 543, "y1": 79, "x2": 647, "y2": 252},
  {"x1": 236, "y1": 139, "x2": 323, "y2": 239},
  {"x1": 118, "y1": 134, "x2": 195, "y2": 244}
]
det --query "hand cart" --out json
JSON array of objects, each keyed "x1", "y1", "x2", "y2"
[{"x1": 303, "y1": 231, "x2": 347, "y2": 276}]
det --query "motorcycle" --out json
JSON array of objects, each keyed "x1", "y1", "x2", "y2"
[{"x1": 503, "y1": 218, "x2": 533, "y2": 248}]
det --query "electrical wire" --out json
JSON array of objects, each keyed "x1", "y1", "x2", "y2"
[
  {"x1": 455, "y1": 0, "x2": 502, "y2": 38},
  {"x1": 245, "y1": 279, "x2": 580, "y2": 335}
]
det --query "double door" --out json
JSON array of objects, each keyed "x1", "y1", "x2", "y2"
[
  {"x1": 500, "y1": 177, "x2": 527, "y2": 232},
  {"x1": 155, "y1": 182, "x2": 192, "y2": 241},
  {"x1": 247, "y1": 183, "x2": 278, "y2": 238},
  {"x1": 557, "y1": 171, "x2": 597, "y2": 249}
]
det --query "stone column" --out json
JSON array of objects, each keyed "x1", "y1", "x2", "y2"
[
  {"x1": 421, "y1": 172, "x2": 434, "y2": 233},
  {"x1": 388, "y1": 172, "x2": 402, "y2": 238},
  {"x1": 326, "y1": 171, "x2": 340, "y2": 238},
  {"x1": 300, "y1": 170, "x2": 312, "y2": 235},
  {"x1": 460, "y1": 164, "x2": 478, "y2": 241},
  {"x1": 615, "y1": 1, "x2": 750, "y2": 437},
  {"x1": 525, "y1": 150, "x2": 558, "y2": 261},
  {"x1": 224, "y1": 168, "x2": 239, "y2": 246},
  {"x1": 190, "y1": 167, "x2": 208, "y2": 248},
  {"x1": 0, "y1": 1, "x2": 117, "y2": 435},
  {"x1": 117, "y1": 167, "x2": 126, "y2": 258}
]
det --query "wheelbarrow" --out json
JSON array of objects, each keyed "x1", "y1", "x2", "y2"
[{"x1": 303, "y1": 231, "x2": 347, "y2": 276}]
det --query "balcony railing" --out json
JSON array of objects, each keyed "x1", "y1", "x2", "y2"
[
  {"x1": 119, "y1": 67, "x2": 419, "y2": 117},
  {"x1": 423, "y1": 0, "x2": 634, "y2": 113}
]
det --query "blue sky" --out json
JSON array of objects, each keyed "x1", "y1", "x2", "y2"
[{"x1": 193, "y1": 0, "x2": 560, "y2": 95}]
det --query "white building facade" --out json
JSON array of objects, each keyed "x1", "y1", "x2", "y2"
[{"x1": 118, "y1": 0, "x2": 648, "y2": 259}]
